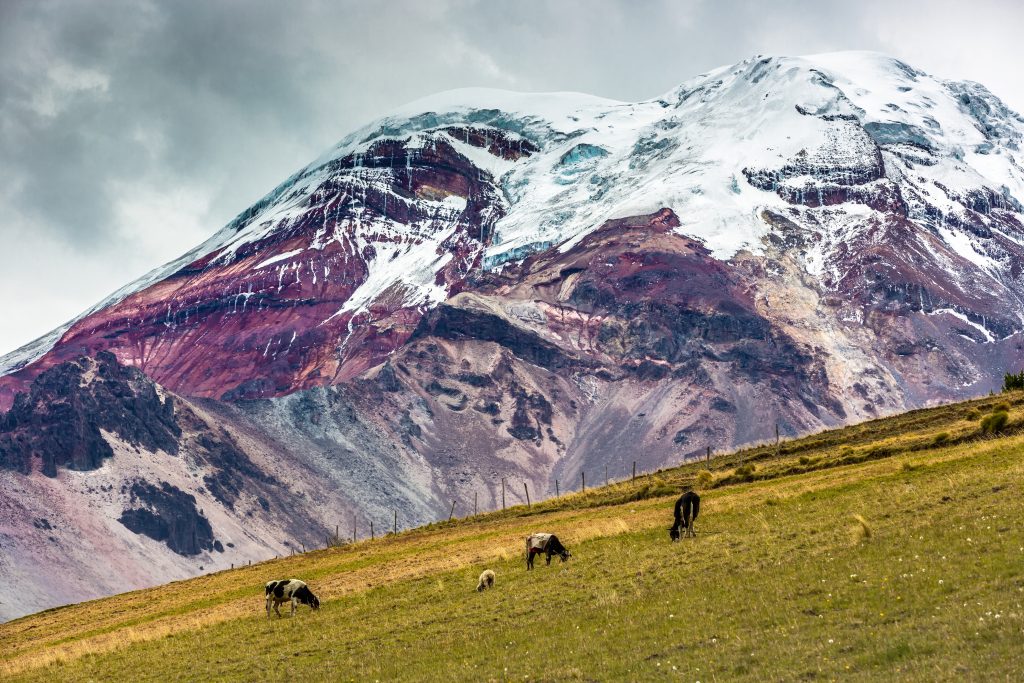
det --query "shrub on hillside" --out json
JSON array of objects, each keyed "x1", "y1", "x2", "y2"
[
  {"x1": 1003, "y1": 370, "x2": 1024, "y2": 392},
  {"x1": 932, "y1": 432, "x2": 950, "y2": 446},
  {"x1": 966, "y1": 408, "x2": 982, "y2": 420},
  {"x1": 980, "y1": 411, "x2": 1009, "y2": 434},
  {"x1": 735, "y1": 463, "x2": 757, "y2": 481},
  {"x1": 696, "y1": 469, "x2": 714, "y2": 489}
]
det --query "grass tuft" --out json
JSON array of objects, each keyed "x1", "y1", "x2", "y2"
[{"x1": 850, "y1": 514, "x2": 872, "y2": 543}]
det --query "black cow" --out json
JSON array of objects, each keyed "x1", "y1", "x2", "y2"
[
  {"x1": 265, "y1": 579, "x2": 320, "y2": 617},
  {"x1": 669, "y1": 490, "x2": 700, "y2": 541},
  {"x1": 525, "y1": 533, "x2": 571, "y2": 570}
]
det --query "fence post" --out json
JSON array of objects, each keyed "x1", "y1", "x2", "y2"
[
  {"x1": 394, "y1": 510, "x2": 397, "y2": 535},
  {"x1": 501, "y1": 478, "x2": 506, "y2": 510},
  {"x1": 449, "y1": 499, "x2": 456, "y2": 521},
  {"x1": 605, "y1": 464, "x2": 608, "y2": 486},
  {"x1": 706, "y1": 445, "x2": 711, "y2": 462},
  {"x1": 524, "y1": 482, "x2": 531, "y2": 508},
  {"x1": 371, "y1": 521, "x2": 374, "y2": 540},
  {"x1": 555, "y1": 479, "x2": 559, "y2": 498},
  {"x1": 581, "y1": 471, "x2": 586, "y2": 492},
  {"x1": 474, "y1": 491, "x2": 478, "y2": 516},
  {"x1": 353, "y1": 516, "x2": 357, "y2": 543},
  {"x1": 632, "y1": 461, "x2": 636, "y2": 481}
]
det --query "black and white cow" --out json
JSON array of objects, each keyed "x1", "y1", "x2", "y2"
[
  {"x1": 265, "y1": 579, "x2": 320, "y2": 617},
  {"x1": 525, "y1": 533, "x2": 571, "y2": 570},
  {"x1": 669, "y1": 490, "x2": 701, "y2": 541}
]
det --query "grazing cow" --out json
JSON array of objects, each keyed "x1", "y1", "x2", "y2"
[
  {"x1": 669, "y1": 490, "x2": 701, "y2": 541},
  {"x1": 477, "y1": 569, "x2": 496, "y2": 592},
  {"x1": 525, "y1": 533, "x2": 571, "y2": 570},
  {"x1": 265, "y1": 579, "x2": 320, "y2": 617}
]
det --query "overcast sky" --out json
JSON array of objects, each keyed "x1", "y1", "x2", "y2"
[{"x1": 1, "y1": 0, "x2": 1022, "y2": 356}]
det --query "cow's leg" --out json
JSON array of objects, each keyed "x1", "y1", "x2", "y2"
[
  {"x1": 273, "y1": 600, "x2": 282, "y2": 617},
  {"x1": 291, "y1": 597, "x2": 297, "y2": 616},
  {"x1": 527, "y1": 551, "x2": 533, "y2": 570},
  {"x1": 266, "y1": 596, "x2": 272, "y2": 618},
  {"x1": 546, "y1": 551, "x2": 552, "y2": 566}
]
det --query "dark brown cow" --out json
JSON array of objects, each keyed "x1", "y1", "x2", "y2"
[{"x1": 669, "y1": 490, "x2": 700, "y2": 541}]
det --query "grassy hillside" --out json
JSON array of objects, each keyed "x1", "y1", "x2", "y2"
[{"x1": 2, "y1": 392, "x2": 1023, "y2": 681}]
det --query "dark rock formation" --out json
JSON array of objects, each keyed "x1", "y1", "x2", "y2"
[
  {"x1": 118, "y1": 481, "x2": 215, "y2": 556},
  {"x1": 0, "y1": 352, "x2": 179, "y2": 476}
]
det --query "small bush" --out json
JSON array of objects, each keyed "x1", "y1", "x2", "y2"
[
  {"x1": 734, "y1": 463, "x2": 757, "y2": 481},
  {"x1": 966, "y1": 409, "x2": 982, "y2": 420},
  {"x1": 798, "y1": 455, "x2": 811, "y2": 465},
  {"x1": 994, "y1": 402, "x2": 1011, "y2": 413},
  {"x1": 865, "y1": 445, "x2": 893, "y2": 458},
  {"x1": 932, "y1": 432, "x2": 950, "y2": 445},
  {"x1": 980, "y1": 411, "x2": 1009, "y2": 434},
  {"x1": 696, "y1": 469, "x2": 714, "y2": 489}
]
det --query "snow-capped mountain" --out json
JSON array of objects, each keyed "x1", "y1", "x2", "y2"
[
  {"x1": 2, "y1": 52, "x2": 1021, "y2": 405},
  {"x1": 2, "y1": 52, "x2": 1023, "y2": 620}
]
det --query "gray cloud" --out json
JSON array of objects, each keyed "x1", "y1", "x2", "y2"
[{"x1": 1, "y1": 0, "x2": 1022, "y2": 355}]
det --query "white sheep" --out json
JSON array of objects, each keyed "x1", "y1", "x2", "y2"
[{"x1": 476, "y1": 569, "x2": 495, "y2": 592}]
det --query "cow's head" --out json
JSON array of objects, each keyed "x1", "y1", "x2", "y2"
[
  {"x1": 297, "y1": 585, "x2": 320, "y2": 609},
  {"x1": 669, "y1": 526, "x2": 680, "y2": 542},
  {"x1": 559, "y1": 549, "x2": 571, "y2": 562}
]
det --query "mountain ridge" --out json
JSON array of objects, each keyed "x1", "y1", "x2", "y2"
[{"x1": 4, "y1": 51, "x2": 1022, "y2": 384}]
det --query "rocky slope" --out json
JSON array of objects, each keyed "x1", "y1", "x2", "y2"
[
  {"x1": 2, "y1": 51, "x2": 1024, "y2": 619},
  {"x1": 0, "y1": 353, "x2": 478, "y2": 620}
]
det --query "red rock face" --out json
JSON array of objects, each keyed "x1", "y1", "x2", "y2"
[
  {"x1": 402, "y1": 209, "x2": 846, "y2": 472},
  {"x1": 0, "y1": 128, "x2": 533, "y2": 407}
]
